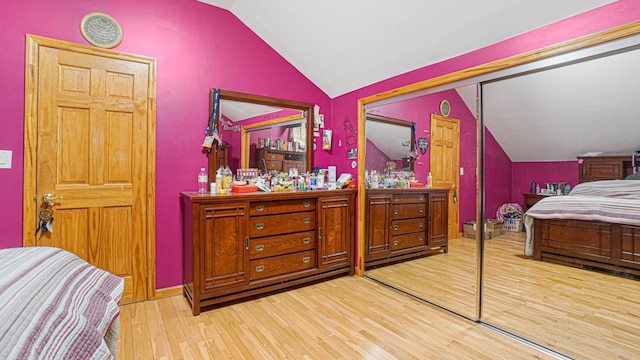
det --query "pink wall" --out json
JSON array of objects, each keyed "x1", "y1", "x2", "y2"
[
  {"x1": 2, "y1": 0, "x2": 640, "y2": 290},
  {"x1": 0, "y1": 0, "x2": 330, "y2": 289},
  {"x1": 511, "y1": 162, "x2": 579, "y2": 204},
  {"x1": 365, "y1": 139, "x2": 392, "y2": 174},
  {"x1": 484, "y1": 130, "x2": 513, "y2": 219}
]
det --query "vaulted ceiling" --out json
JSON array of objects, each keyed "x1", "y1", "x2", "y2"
[{"x1": 198, "y1": 0, "x2": 615, "y2": 98}]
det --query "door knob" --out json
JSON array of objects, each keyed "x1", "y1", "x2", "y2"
[{"x1": 41, "y1": 193, "x2": 63, "y2": 205}]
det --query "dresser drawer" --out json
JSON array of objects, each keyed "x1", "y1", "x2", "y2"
[
  {"x1": 391, "y1": 218, "x2": 426, "y2": 235},
  {"x1": 250, "y1": 212, "x2": 316, "y2": 237},
  {"x1": 264, "y1": 160, "x2": 282, "y2": 170},
  {"x1": 391, "y1": 232, "x2": 427, "y2": 251},
  {"x1": 265, "y1": 152, "x2": 284, "y2": 161},
  {"x1": 391, "y1": 204, "x2": 426, "y2": 220},
  {"x1": 391, "y1": 193, "x2": 426, "y2": 204},
  {"x1": 249, "y1": 231, "x2": 316, "y2": 259},
  {"x1": 249, "y1": 250, "x2": 316, "y2": 280},
  {"x1": 250, "y1": 199, "x2": 316, "y2": 216}
]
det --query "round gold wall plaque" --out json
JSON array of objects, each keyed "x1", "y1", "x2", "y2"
[
  {"x1": 80, "y1": 12, "x2": 123, "y2": 49},
  {"x1": 440, "y1": 99, "x2": 451, "y2": 117}
]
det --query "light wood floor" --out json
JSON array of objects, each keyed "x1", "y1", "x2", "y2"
[
  {"x1": 117, "y1": 276, "x2": 554, "y2": 360},
  {"x1": 483, "y1": 232, "x2": 640, "y2": 360},
  {"x1": 365, "y1": 232, "x2": 640, "y2": 360},
  {"x1": 366, "y1": 237, "x2": 478, "y2": 318}
]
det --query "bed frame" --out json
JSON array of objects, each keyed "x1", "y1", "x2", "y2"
[{"x1": 533, "y1": 218, "x2": 640, "y2": 277}]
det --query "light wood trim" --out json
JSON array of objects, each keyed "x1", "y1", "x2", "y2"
[
  {"x1": 355, "y1": 99, "x2": 367, "y2": 276},
  {"x1": 154, "y1": 285, "x2": 183, "y2": 299},
  {"x1": 355, "y1": 20, "x2": 640, "y2": 279},
  {"x1": 23, "y1": 34, "x2": 158, "y2": 300},
  {"x1": 146, "y1": 54, "x2": 158, "y2": 301},
  {"x1": 23, "y1": 36, "x2": 38, "y2": 247},
  {"x1": 240, "y1": 113, "x2": 305, "y2": 168}
]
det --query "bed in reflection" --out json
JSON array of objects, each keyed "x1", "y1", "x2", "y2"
[
  {"x1": 0, "y1": 246, "x2": 124, "y2": 359},
  {"x1": 524, "y1": 180, "x2": 640, "y2": 277}
]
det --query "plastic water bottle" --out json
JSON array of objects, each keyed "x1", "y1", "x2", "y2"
[{"x1": 197, "y1": 167, "x2": 208, "y2": 194}]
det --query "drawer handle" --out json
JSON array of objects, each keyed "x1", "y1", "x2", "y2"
[
  {"x1": 256, "y1": 245, "x2": 264, "y2": 252},
  {"x1": 419, "y1": 222, "x2": 424, "y2": 228},
  {"x1": 302, "y1": 237, "x2": 311, "y2": 244},
  {"x1": 303, "y1": 201, "x2": 311, "y2": 208},
  {"x1": 256, "y1": 205, "x2": 265, "y2": 212},
  {"x1": 393, "y1": 240, "x2": 398, "y2": 246},
  {"x1": 303, "y1": 218, "x2": 310, "y2": 224},
  {"x1": 303, "y1": 257, "x2": 311, "y2": 263},
  {"x1": 394, "y1": 197, "x2": 399, "y2": 202},
  {"x1": 256, "y1": 265, "x2": 265, "y2": 272},
  {"x1": 419, "y1": 208, "x2": 424, "y2": 213},
  {"x1": 270, "y1": 155, "x2": 276, "y2": 159},
  {"x1": 419, "y1": 196, "x2": 424, "y2": 201},
  {"x1": 393, "y1": 225, "x2": 399, "y2": 231},
  {"x1": 419, "y1": 236, "x2": 424, "y2": 242},
  {"x1": 394, "y1": 210, "x2": 399, "y2": 215},
  {"x1": 255, "y1": 223, "x2": 264, "y2": 230}
]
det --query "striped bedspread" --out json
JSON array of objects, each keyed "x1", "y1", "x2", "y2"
[
  {"x1": 524, "y1": 180, "x2": 640, "y2": 255},
  {"x1": 0, "y1": 247, "x2": 124, "y2": 359}
]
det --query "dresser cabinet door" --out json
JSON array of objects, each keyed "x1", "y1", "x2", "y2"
[
  {"x1": 318, "y1": 195, "x2": 352, "y2": 267},
  {"x1": 200, "y1": 203, "x2": 249, "y2": 293},
  {"x1": 428, "y1": 193, "x2": 448, "y2": 248},
  {"x1": 366, "y1": 194, "x2": 391, "y2": 259}
]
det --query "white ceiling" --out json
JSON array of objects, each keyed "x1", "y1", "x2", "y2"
[
  {"x1": 198, "y1": 0, "x2": 615, "y2": 98},
  {"x1": 483, "y1": 48, "x2": 640, "y2": 162}
]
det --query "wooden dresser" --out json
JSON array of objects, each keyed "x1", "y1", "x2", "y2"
[
  {"x1": 365, "y1": 188, "x2": 449, "y2": 268},
  {"x1": 523, "y1": 193, "x2": 551, "y2": 211},
  {"x1": 255, "y1": 148, "x2": 305, "y2": 173},
  {"x1": 578, "y1": 155, "x2": 633, "y2": 183},
  {"x1": 181, "y1": 189, "x2": 356, "y2": 314}
]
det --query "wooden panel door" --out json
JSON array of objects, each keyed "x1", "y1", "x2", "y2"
[
  {"x1": 201, "y1": 204, "x2": 249, "y2": 292},
  {"x1": 25, "y1": 38, "x2": 155, "y2": 304},
  {"x1": 318, "y1": 196, "x2": 352, "y2": 268},
  {"x1": 430, "y1": 114, "x2": 460, "y2": 239}
]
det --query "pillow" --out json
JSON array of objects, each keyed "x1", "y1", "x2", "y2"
[{"x1": 625, "y1": 172, "x2": 640, "y2": 180}]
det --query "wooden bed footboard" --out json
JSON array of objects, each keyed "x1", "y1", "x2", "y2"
[{"x1": 533, "y1": 218, "x2": 640, "y2": 276}]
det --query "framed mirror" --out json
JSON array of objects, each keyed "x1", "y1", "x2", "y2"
[
  {"x1": 365, "y1": 114, "x2": 415, "y2": 174},
  {"x1": 207, "y1": 89, "x2": 315, "y2": 179}
]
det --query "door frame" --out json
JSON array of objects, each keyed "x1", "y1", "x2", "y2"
[{"x1": 22, "y1": 34, "x2": 158, "y2": 300}]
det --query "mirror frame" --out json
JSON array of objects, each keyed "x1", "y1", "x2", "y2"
[
  {"x1": 365, "y1": 114, "x2": 416, "y2": 172},
  {"x1": 356, "y1": 21, "x2": 640, "y2": 321},
  {"x1": 208, "y1": 88, "x2": 315, "y2": 178}
]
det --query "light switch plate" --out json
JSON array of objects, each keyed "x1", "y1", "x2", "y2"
[{"x1": 0, "y1": 150, "x2": 12, "y2": 169}]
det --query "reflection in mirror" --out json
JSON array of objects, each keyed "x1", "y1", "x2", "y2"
[
  {"x1": 242, "y1": 113, "x2": 307, "y2": 173},
  {"x1": 363, "y1": 87, "x2": 480, "y2": 320},
  {"x1": 481, "y1": 39, "x2": 640, "y2": 359},
  {"x1": 365, "y1": 114, "x2": 415, "y2": 174},
  {"x1": 208, "y1": 89, "x2": 315, "y2": 178}
]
